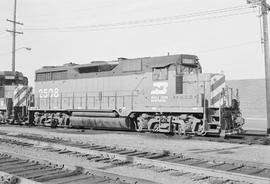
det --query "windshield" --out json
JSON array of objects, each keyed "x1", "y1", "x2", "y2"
[{"x1": 177, "y1": 64, "x2": 201, "y2": 75}]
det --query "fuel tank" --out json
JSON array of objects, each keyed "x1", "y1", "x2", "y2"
[
  {"x1": 72, "y1": 111, "x2": 118, "y2": 118},
  {"x1": 69, "y1": 116, "x2": 134, "y2": 130}
]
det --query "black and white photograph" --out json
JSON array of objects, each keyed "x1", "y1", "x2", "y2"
[{"x1": 0, "y1": 0, "x2": 270, "y2": 183}]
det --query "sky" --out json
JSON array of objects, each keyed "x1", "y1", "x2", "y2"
[{"x1": 0, "y1": 0, "x2": 267, "y2": 86}]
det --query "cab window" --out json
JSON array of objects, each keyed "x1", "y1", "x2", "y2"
[
  {"x1": 152, "y1": 67, "x2": 168, "y2": 81},
  {"x1": 177, "y1": 65, "x2": 201, "y2": 74}
]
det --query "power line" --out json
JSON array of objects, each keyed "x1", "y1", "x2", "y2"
[
  {"x1": 21, "y1": 2, "x2": 119, "y2": 20},
  {"x1": 21, "y1": 5, "x2": 254, "y2": 32},
  {"x1": 23, "y1": 5, "x2": 251, "y2": 31},
  {"x1": 21, "y1": 10, "x2": 255, "y2": 33},
  {"x1": 197, "y1": 40, "x2": 261, "y2": 54}
]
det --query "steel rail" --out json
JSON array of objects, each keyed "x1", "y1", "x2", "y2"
[{"x1": 0, "y1": 134, "x2": 270, "y2": 184}]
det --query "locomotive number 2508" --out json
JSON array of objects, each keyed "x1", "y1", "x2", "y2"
[{"x1": 38, "y1": 88, "x2": 59, "y2": 98}]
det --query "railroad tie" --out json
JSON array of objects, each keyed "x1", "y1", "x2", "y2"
[
  {"x1": 86, "y1": 155, "x2": 101, "y2": 160},
  {"x1": 93, "y1": 157, "x2": 111, "y2": 162},
  {"x1": 126, "y1": 151, "x2": 148, "y2": 157},
  {"x1": 0, "y1": 158, "x2": 20, "y2": 164},
  {"x1": 157, "y1": 156, "x2": 180, "y2": 162},
  {"x1": 43, "y1": 174, "x2": 94, "y2": 184},
  {"x1": 34, "y1": 167, "x2": 83, "y2": 182},
  {"x1": 145, "y1": 153, "x2": 168, "y2": 159},
  {"x1": 108, "y1": 149, "x2": 126, "y2": 153},
  {"x1": 116, "y1": 150, "x2": 137, "y2": 155},
  {"x1": 169, "y1": 157, "x2": 191, "y2": 163},
  {"x1": 58, "y1": 150, "x2": 73, "y2": 154},
  {"x1": 0, "y1": 160, "x2": 30, "y2": 169},
  {"x1": 8, "y1": 164, "x2": 46, "y2": 175},
  {"x1": 25, "y1": 168, "x2": 63, "y2": 179},
  {"x1": 247, "y1": 168, "x2": 266, "y2": 175},
  {"x1": 19, "y1": 167, "x2": 58, "y2": 178}
]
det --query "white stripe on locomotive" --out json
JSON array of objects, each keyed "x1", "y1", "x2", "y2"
[
  {"x1": 13, "y1": 85, "x2": 32, "y2": 106},
  {"x1": 210, "y1": 74, "x2": 226, "y2": 107}
]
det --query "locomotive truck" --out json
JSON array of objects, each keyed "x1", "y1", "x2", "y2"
[{"x1": 29, "y1": 54, "x2": 244, "y2": 136}]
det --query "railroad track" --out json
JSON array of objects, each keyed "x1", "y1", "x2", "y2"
[
  {"x1": 0, "y1": 153, "x2": 132, "y2": 184},
  {"x1": 1, "y1": 124, "x2": 269, "y2": 146},
  {"x1": 0, "y1": 132, "x2": 270, "y2": 184}
]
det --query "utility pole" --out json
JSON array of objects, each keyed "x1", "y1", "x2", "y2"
[
  {"x1": 6, "y1": 0, "x2": 23, "y2": 73},
  {"x1": 248, "y1": 0, "x2": 270, "y2": 134},
  {"x1": 261, "y1": 0, "x2": 270, "y2": 134}
]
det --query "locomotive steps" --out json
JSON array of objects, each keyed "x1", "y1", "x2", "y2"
[{"x1": 0, "y1": 132, "x2": 270, "y2": 184}]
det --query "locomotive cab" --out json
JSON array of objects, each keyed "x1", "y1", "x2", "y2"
[{"x1": 142, "y1": 55, "x2": 244, "y2": 136}]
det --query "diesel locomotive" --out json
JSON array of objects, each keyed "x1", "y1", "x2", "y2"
[
  {"x1": 0, "y1": 71, "x2": 33, "y2": 123},
  {"x1": 29, "y1": 54, "x2": 244, "y2": 136}
]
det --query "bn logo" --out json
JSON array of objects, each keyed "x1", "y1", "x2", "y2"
[{"x1": 151, "y1": 82, "x2": 168, "y2": 95}]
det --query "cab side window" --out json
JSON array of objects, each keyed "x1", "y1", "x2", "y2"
[{"x1": 152, "y1": 67, "x2": 168, "y2": 81}]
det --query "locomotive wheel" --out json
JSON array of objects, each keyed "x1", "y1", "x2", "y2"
[
  {"x1": 147, "y1": 122, "x2": 159, "y2": 132},
  {"x1": 177, "y1": 124, "x2": 183, "y2": 135},
  {"x1": 51, "y1": 119, "x2": 58, "y2": 128},
  {"x1": 39, "y1": 117, "x2": 46, "y2": 126},
  {"x1": 64, "y1": 117, "x2": 70, "y2": 127},
  {"x1": 130, "y1": 120, "x2": 137, "y2": 131},
  {"x1": 136, "y1": 121, "x2": 144, "y2": 132},
  {"x1": 152, "y1": 123, "x2": 159, "y2": 132}
]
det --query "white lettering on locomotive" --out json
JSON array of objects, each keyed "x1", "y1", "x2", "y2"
[
  {"x1": 54, "y1": 88, "x2": 59, "y2": 97},
  {"x1": 39, "y1": 88, "x2": 59, "y2": 98},
  {"x1": 151, "y1": 96, "x2": 168, "y2": 103},
  {"x1": 151, "y1": 81, "x2": 168, "y2": 95}
]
